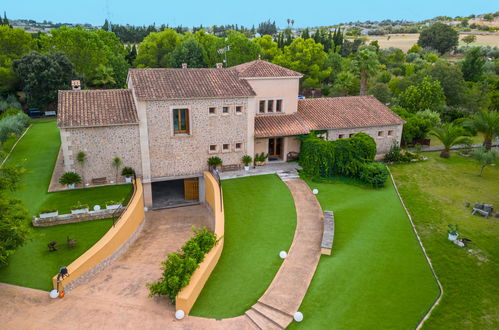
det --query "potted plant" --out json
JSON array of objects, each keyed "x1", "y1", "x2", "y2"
[
  {"x1": 242, "y1": 155, "x2": 252, "y2": 171},
  {"x1": 39, "y1": 208, "x2": 58, "y2": 219},
  {"x1": 121, "y1": 167, "x2": 135, "y2": 183},
  {"x1": 254, "y1": 152, "x2": 268, "y2": 166},
  {"x1": 208, "y1": 156, "x2": 222, "y2": 170},
  {"x1": 59, "y1": 171, "x2": 82, "y2": 189},
  {"x1": 106, "y1": 200, "x2": 123, "y2": 210},
  {"x1": 448, "y1": 224, "x2": 459, "y2": 241},
  {"x1": 71, "y1": 201, "x2": 89, "y2": 215},
  {"x1": 112, "y1": 157, "x2": 122, "y2": 183}
]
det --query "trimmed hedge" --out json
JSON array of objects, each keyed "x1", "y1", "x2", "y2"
[{"x1": 299, "y1": 132, "x2": 388, "y2": 188}]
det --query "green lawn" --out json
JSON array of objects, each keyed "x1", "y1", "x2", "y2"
[
  {"x1": 390, "y1": 151, "x2": 499, "y2": 329},
  {"x1": 190, "y1": 175, "x2": 296, "y2": 318},
  {"x1": 0, "y1": 120, "x2": 132, "y2": 290},
  {"x1": 288, "y1": 178, "x2": 439, "y2": 329}
]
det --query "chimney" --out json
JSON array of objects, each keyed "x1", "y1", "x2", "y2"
[
  {"x1": 71, "y1": 80, "x2": 81, "y2": 91},
  {"x1": 216, "y1": 63, "x2": 223, "y2": 69},
  {"x1": 182, "y1": 63, "x2": 188, "y2": 69}
]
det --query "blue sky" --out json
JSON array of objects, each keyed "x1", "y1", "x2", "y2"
[{"x1": 4, "y1": 1, "x2": 497, "y2": 27}]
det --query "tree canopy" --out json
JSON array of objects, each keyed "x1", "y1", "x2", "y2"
[
  {"x1": 418, "y1": 23, "x2": 459, "y2": 54},
  {"x1": 169, "y1": 38, "x2": 207, "y2": 68},
  {"x1": 399, "y1": 76, "x2": 446, "y2": 112},
  {"x1": 134, "y1": 28, "x2": 181, "y2": 68}
]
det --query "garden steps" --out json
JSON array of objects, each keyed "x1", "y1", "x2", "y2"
[
  {"x1": 276, "y1": 169, "x2": 300, "y2": 181},
  {"x1": 245, "y1": 308, "x2": 283, "y2": 330},
  {"x1": 251, "y1": 301, "x2": 293, "y2": 328}
]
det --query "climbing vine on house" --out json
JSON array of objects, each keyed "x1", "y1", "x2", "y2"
[
  {"x1": 147, "y1": 227, "x2": 217, "y2": 301},
  {"x1": 299, "y1": 132, "x2": 388, "y2": 187}
]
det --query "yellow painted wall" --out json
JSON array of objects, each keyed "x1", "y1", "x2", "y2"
[
  {"x1": 52, "y1": 179, "x2": 145, "y2": 290},
  {"x1": 176, "y1": 171, "x2": 225, "y2": 315}
]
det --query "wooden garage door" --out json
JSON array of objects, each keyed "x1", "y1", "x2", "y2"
[{"x1": 184, "y1": 178, "x2": 199, "y2": 200}]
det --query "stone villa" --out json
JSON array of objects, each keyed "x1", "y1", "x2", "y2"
[{"x1": 57, "y1": 60, "x2": 404, "y2": 208}]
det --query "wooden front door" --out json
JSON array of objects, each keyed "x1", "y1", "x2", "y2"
[
  {"x1": 184, "y1": 178, "x2": 199, "y2": 200},
  {"x1": 268, "y1": 137, "x2": 282, "y2": 158}
]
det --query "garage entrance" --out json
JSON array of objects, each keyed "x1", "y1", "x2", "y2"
[{"x1": 151, "y1": 177, "x2": 200, "y2": 209}]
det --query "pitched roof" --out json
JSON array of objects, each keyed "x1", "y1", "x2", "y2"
[
  {"x1": 128, "y1": 68, "x2": 255, "y2": 100},
  {"x1": 58, "y1": 89, "x2": 138, "y2": 128},
  {"x1": 297, "y1": 96, "x2": 405, "y2": 130},
  {"x1": 231, "y1": 60, "x2": 303, "y2": 78},
  {"x1": 254, "y1": 114, "x2": 309, "y2": 138}
]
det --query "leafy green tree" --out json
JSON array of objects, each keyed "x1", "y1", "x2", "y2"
[
  {"x1": 425, "y1": 60, "x2": 466, "y2": 106},
  {"x1": 0, "y1": 165, "x2": 30, "y2": 266},
  {"x1": 465, "y1": 110, "x2": 499, "y2": 150},
  {"x1": 325, "y1": 50, "x2": 344, "y2": 84},
  {"x1": 418, "y1": 23, "x2": 459, "y2": 54},
  {"x1": 169, "y1": 38, "x2": 206, "y2": 68},
  {"x1": 134, "y1": 28, "x2": 181, "y2": 68},
  {"x1": 225, "y1": 30, "x2": 261, "y2": 66},
  {"x1": 333, "y1": 71, "x2": 358, "y2": 96},
  {"x1": 462, "y1": 35, "x2": 477, "y2": 46},
  {"x1": 398, "y1": 76, "x2": 446, "y2": 112},
  {"x1": 369, "y1": 83, "x2": 392, "y2": 103},
  {"x1": 430, "y1": 123, "x2": 471, "y2": 158},
  {"x1": 194, "y1": 30, "x2": 224, "y2": 67},
  {"x1": 472, "y1": 147, "x2": 497, "y2": 176},
  {"x1": 13, "y1": 52, "x2": 75, "y2": 109},
  {"x1": 273, "y1": 37, "x2": 330, "y2": 88},
  {"x1": 253, "y1": 35, "x2": 282, "y2": 61},
  {"x1": 257, "y1": 20, "x2": 277, "y2": 36},
  {"x1": 461, "y1": 47, "x2": 485, "y2": 82},
  {"x1": 0, "y1": 26, "x2": 35, "y2": 91},
  {"x1": 463, "y1": 81, "x2": 491, "y2": 114},
  {"x1": 391, "y1": 107, "x2": 433, "y2": 144},
  {"x1": 125, "y1": 44, "x2": 137, "y2": 66},
  {"x1": 89, "y1": 64, "x2": 116, "y2": 89},
  {"x1": 352, "y1": 47, "x2": 381, "y2": 95}
]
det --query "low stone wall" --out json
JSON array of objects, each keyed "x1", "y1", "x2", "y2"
[
  {"x1": 33, "y1": 208, "x2": 122, "y2": 227},
  {"x1": 175, "y1": 171, "x2": 225, "y2": 315},
  {"x1": 52, "y1": 178, "x2": 145, "y2": 292}
]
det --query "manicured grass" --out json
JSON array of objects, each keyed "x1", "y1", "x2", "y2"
[
  {"x1": 390, "y1": 151, "x2": 499, "y2": 329},
  {"x1": 0, "y1": 120, "x2": 132, "y2": 290},
  {"x1": 288, "y1": 178, "x2": 439, "y2": 329},
  {"x1": 190, "y1": 174, "x2": 296, "y2": 318}
]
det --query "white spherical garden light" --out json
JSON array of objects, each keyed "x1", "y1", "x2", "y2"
[
  {"x1": 279, "y1": 251, "x2": 287, "y2": 259},
  {"x1": 312, "y1": 189, "x2": 319, "y2": 195},
  {"x1": 49, "y1": 289, "x2": 59, "y2": 299},
  {"x1": 175, "y1": 310, "x2": 185, "y2": 320},
  {"x1": 294, "y1": 311, "x2": 304, "y2": 322}
]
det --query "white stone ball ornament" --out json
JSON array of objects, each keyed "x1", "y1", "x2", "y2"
[
  {"x1": 93, "y1": 205, "x2": 101, "y2": 211},
  {"x1": 294, "y1": 311, "x2": 304, "y2": 322},
  {"x1": 312, "y1": 189, "x2": 319, "y2": 195},
  {"x1": 279, "y1": 251, "x2": 287, "y2": 259},
  {"x1": 175, "y1": 309, "x2": 185, "y2": 320},
  {"x1": 49, "y1": 289, "x2": 59, "y2": 299}
]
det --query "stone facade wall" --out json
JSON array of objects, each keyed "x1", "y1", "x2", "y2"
[
  {"x1": 244, "y1": 78, "x2": 300, "y2": 115},
  {"x1": 327, "y1": 124, "x2": 403, "y2": 154},
  {"x1": 61, "y1": 125, "x2": 142, "y2": 184},
  {"x1": 145, "y1": 98, "x2": 251, "y2": 178}
]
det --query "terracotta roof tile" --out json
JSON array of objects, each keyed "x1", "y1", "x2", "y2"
[
  {"x1": 298, "y1": 96, "x2": 405, "y2": 130},
  {"x1": 58, "y1": 89, "x2": 138, "y2": 128},
  {"x1": 255, "y1": 114, "x2": 309, "y2": 137},
  {"x1": 232, "y1": 60, "x2": 303, "y2": 78},
  {"x1": 129, "y1": 68, "x2": 255, "y2": 100}
]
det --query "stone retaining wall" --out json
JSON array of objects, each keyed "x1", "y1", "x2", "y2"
[{"x1": 33, "y1": 208, "x2": 122, "y2": 227}]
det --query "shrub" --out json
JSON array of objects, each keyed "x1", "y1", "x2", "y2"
[
  {"x1": 121, "y1": 167, "x2": 135, "y2": 177},
  {"x1": 0, "y1": 94, "x2": 22, "y2": 112},
  {"x1": 0, "y1": 109, "x2": 22, "y2": 119},
  {"x1": 254, "y1": 152, "x2": 268, "y2": 163},
  {"x1": 148, "y1": 227, "x2": 217, "y2": 301},
  {"x1": 241, "y1": 155, "x2": 252, "y2": 166},
  {"x1": 0, "y1": 112, "x2": 30, "y2": 143},
  {"x1": 383, "y1": 143, "x2": 420, "y2": 163},
  {"x1": 59, "y1": 171, "x2": 82, "y2": 186},
  {"x1": 207, "y1": 156, "x2": 222, "y2": 168},
  {"x1": 359, "y1": 162, "x2": 389, "y2": 188},
  {"x1": 71, "y1": 201, "x2": 88, "y2": 210}
]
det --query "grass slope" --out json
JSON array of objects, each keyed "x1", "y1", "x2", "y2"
[
  {"x1": 0, "y1": 120, "x2": 131, "y2": 290},
  {"x1": 289, "y1": 178, "x2": 439, "y2": 329},
  {"x1": 390, "y1": 151, "x2": 499, "y2": 329},
  {"x1": 190, "y1": 175, "x2": 296, "y2": 318}
]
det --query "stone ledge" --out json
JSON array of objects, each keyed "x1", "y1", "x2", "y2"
[
  {"x1": 321, "y1": 210, "x2": 335, "y2": 255},
  {"x1": 33, "y1": 208, "x2": 122, "y2": 227}
]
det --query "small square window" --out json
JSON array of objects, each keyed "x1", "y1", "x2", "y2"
[
  {"x1": 378, "y1": 131, "x2": 383, "y2": 137},
  {"x1": 338, "y1": 134, "x2": 345, "y2": 139},
  {"x1": 259, "y1": 101, "x2": 265, "y2": 113},
  {"x1": 209, "y1": 107, "x2": 216, "y2": 115},
  {"x1": 235, "y1": 106, "x2": 242, "y2": 114},
  {"x1": 209, "y1": 144, "x2": 217, "y2": 152},
  {"x1": 235, "y1": 143, "x2": 242, "y2": 150},
  {"x1": 349, "y1": 133, "x2": 355, "y2": 138},
  {"x1": 222, "y1": 106, "x2": 229, "y2": 114},
  {"x1": 223, "y1": 144, "x2": 230, "y2": 151},
  {"x1": 388, "y1": 130, "x2": 393, "y2": 136},
  {"x1": 267, "y1": 100, "x2": 274, "y2": 112},
  {"x1": 276, "y1": 100, "x2": 282, "y2": 112}
]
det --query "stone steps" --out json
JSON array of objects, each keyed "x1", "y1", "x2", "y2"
[
  {"x1": 276, "y1": 169, "x2": 299, "y2": 181},
  {"x1": 252, "y1": 301, "x2": 293, "y2": 328},
  {"x1": 245, "y1": 309, "x2": 283, "y2": 330}
]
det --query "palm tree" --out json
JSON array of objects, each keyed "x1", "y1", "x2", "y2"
[
  {"x1": 76, "y1": 151, "x2": 86, "y2": 187},
  {"x1": 430, "y1": 124, "x2": 471, "y2": 158},
  {"x1": 465, "y1": 110, "x2": 499, "y2": 150},
  {"x1": 352, "y1": 48, "x2": 380, "y2": 95},
  {"x1": 112, "y1": 157, "x2": 122, "y2": 183}
]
